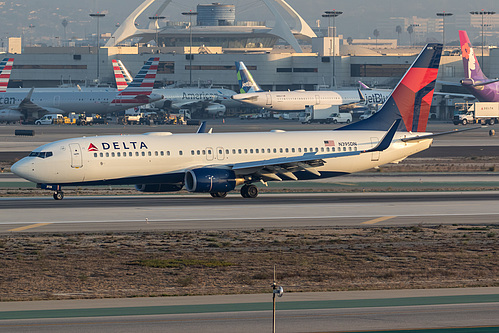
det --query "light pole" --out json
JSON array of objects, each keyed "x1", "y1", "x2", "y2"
[
  {"x1": 182, "y1": 11, "x2": 198, "y2": 86},
  {"x1": 436, "y1": 12, "x2": 453, "y2": 48},
  {"x1": 148, "y1": 15, "x2": 165, "y2": 47},
  {"x1": 89, "y1": 12, "x2": 105, "y2": 83},
  {"x1": 323, "y1": 10, "x2": 342, "y2": 88},
  {"x1": 28, "y1": 24, "x2": 35, "y2": 47},
  {"x1": 470, "y1": 10, "x2": 495, "y2": 69}
]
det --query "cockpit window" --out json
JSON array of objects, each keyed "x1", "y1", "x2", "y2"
[{"x1": 29, "y1": 151, "x2": 53, "y2": 158}]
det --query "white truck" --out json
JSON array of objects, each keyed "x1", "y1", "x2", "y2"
[
  {"x1": 34, "y1": 114, "x2": 63, "y2": 125},
  {"x1": 453, "y1": 102, "x2": 499, "y2": 125},
  {"x1": 299, "y1": 105, "x2": 338, "y2": 124},
  {"x1": 326, "y1": 112, "x2": 352, "y2": 124}
]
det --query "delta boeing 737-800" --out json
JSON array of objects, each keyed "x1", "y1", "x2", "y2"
[{"x1": 13, "y1": 44, "x2": 467, "y2": 200}]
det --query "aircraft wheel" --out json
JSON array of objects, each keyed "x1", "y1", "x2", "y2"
[
  {"x1": 53, "y1": 191, "x2": 64, "y2": 200},
  {"x1": 245, "y1": 184, "x2": 258, "y2": 198},
  {"x1": 210, "y1": 192, "x2": 227, "y2": 198}
]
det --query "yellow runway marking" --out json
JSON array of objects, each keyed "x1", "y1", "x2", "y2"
[
  {"x1": 8, "y1": 223, "x2": 53, "y2": 232},
  {"x1": 361, "y1": 216, "x2": 397, "y2": 225}
]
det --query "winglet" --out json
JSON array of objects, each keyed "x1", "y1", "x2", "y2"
[
  {"x1": 365, "y1": 119, "x2": 401, "y2": 152},
  {"x1": 196, "y1": 121, "x2": 207, "y2": 134}
]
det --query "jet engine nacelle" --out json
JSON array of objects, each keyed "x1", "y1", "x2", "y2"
[
  {"x1": 460, "y1": 78, "x2": 475, "y2": 86},
  {"x1": 135, "y1": 183, "x2": 183, "y2": 192},
  {"x1": 0, "y1": 109, "x2": 23, "y2": 122},
  {"x1": 205, "y1": 103, "x2": 226, "y2": 116},
  {"x1": 184, "y1": 168, "x2": 236, "y2": 193}
]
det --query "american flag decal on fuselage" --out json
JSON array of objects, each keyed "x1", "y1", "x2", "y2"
[{"x1": 324, "y1": 140, "x2": 335, "y2": 146}]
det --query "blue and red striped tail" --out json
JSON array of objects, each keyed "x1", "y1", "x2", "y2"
[
  {"x1": 112, "y1": 57, "x2": 159, "y2": 104},
  {"x1": 338, "y1": 43, "x2": 442, "y2": 132},
  {"x1": 0, "y1": 58, "x2": 14, "y2": 93},
  {"x1": 112, "y1": 59, "x2": 128, "y2": 92}
]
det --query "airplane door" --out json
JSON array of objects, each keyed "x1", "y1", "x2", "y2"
[
  {"x1": 370, "y1": 137, "x2": 380, "y2": 161},
  {"x1": 69, "y1": 143, "x2": 83, "y2": 168},
  {"x1": 266, "y1": 94, "x2": 272, "y2": 105},
  {"x1": 53, "y1": 96, "x2": 60, "y2": 107},
  {"x1": 216, "y1": 147, "x2": 225, "y2": 160},
  {"x1": 206, "y1": 147, "x2": 214, "y2": 161},
  {"x1": 315, "y1": 95, "x2": 320, "y2": 105}
]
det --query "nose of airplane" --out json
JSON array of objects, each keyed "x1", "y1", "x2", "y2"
[{"x1": 11, "y1": 158, "x2": 32, "y2": 180}]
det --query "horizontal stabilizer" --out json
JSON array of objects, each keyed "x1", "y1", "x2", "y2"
[{"x1": 401, "y1": 126, "x2": 483, "y2": 142}]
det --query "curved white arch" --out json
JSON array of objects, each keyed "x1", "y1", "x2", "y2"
[{"x1": 106, "y1": 0, "x2": 314, "y2": 52}]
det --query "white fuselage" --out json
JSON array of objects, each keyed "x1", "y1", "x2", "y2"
[
  {"x1": 153, "y1": 88, "x2": 238, "y2": 110},
  {"x1": 0, "y1": 88, "x2": 162, "y2": 114},
  {"x1": 12, "y1": 130, "x2": 432, "y2": 187},
  {"x1": 232, "y1": 90, "x2": 362, "y2": 111}
]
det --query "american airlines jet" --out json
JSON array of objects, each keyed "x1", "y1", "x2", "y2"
[
  {"x1": 13, "y1": 44, "x2": 454, "y2": 200},
  {"x1": 231, "y1": 61, "x2": 392, "y2": 111},
  {"x1": 0, "y1": 57, "x2": 163, "y2": 121},
  {"x1": 112, "y1": 59, "x2": 236, "y2": 116}
]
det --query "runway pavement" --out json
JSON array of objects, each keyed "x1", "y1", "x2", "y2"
[
  {"x1": 1, "y1": 288, "x2": 498, "y2": 332},
  {"x1": 2, "y1": 191, "x2": 499, "y2": 233}
]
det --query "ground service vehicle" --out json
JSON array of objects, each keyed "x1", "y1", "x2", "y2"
[
  {"x1": 34, "y1": 114, "x2": 63, "y2": 125},
  {"x1": 326, "y1": 112, "x2": 352, "y2": 124},
  {"x1": 453, "y1": 102, "x2": 499, "y2": 125},
  {"x1": 299, "y1": 105, "x2": 338, "y2": 124}
]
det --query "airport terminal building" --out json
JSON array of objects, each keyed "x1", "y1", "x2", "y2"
[{"x1": 4, "y1": 0, "x2": 499, "y2": 119}]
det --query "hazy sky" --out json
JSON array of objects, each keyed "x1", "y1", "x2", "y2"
[{"x1": 5, "y1": 0, "x2": 499, "y2": 45}]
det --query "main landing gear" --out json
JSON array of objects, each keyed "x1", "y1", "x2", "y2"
[
  {"x1": 209, "y1": 184, "x2": 259, "y2": 199},
  {"x1": 53, "y1": 191, "x2": 64, "y2": 200},
  {"x1": 210, "y1": 192, "x2": 227, "y2": 198},
  {"x1": 240, "y1": 184, "x2": 258, "y2": 198}
]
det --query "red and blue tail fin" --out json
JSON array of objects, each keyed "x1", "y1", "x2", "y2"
[
  {"x1": 112, "y1": 59, "x2": 128, "y2": 91},
  {"x1": 0, "y1": 58, "x2": 14, "y2": 93},
  {"x1": 111, "y1": 57, "x2": 159, "y2": 104},
  {"x1": 338, "y1": 43, "x2": 442, "y2": 132}
]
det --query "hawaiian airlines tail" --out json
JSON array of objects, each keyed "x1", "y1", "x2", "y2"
[
  {"x1": 111, "y1": 57, "x2": 159, "y2": 104},
  {"x1": 459, "y1": 30, "x2": 499, "y2": 102},
  {"x1": 235, "y1": 61, "x2": 263, "y2": 93},
  {"x1": 339, "y1": 43, "x2": 443, "y2": 132},
  {"x1": 0, "y1": 58, "x2": 14, "y2": 93}
]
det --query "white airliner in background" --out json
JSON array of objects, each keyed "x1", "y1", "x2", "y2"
[
  {"x1": 231, "y1": 61, "x2": 390, "y2": 111},
  {"x1": 0, "y1": 58, "x2": 162, "y2": 121},
  {"x1": 13, "y1": 44, "x2": 461, "y2": 200},
  {"x1": 113, "y1": 59, "x2": 237, "y2": 117}
]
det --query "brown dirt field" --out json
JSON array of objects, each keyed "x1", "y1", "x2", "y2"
[{"x1": 0, "y1": 225, "x2": 498, "y2": 302}]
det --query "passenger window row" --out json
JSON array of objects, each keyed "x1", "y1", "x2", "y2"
[{"x1": 92, "y1": 146, "x2": 357, "y2": 159}]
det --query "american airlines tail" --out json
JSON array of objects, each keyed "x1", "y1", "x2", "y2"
[
  {"x1": 112, "y1": 59, "x2": 129, "y2": 92},
  {"x1": 459, "y1": 30, "x2": 499, "y2": 102},
  {"x1": 111, "y1": 57, "x2": 159, "y2": 105},
  {"x1": 0, "y1": 57, "x2": 14, "y2": 93},
  {"x1": 339, "y1": 43, "x2": 442, "y2": 132},
  {"x1": 235, "y1": 61, "x2": 263, "y2": 93}
]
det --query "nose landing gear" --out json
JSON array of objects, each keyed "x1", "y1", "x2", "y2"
[{"x1": 53, "y1": 191, "x2": 64, "y2": 200}]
